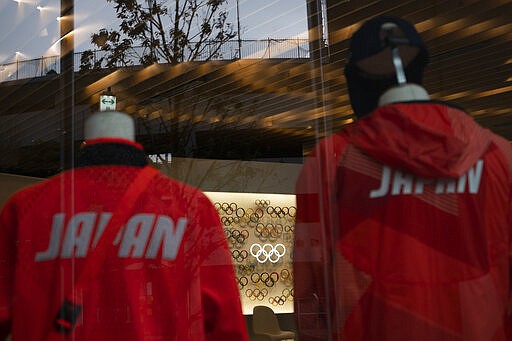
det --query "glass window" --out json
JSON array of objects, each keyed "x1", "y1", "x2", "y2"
[{"x1": 1, "y1": 1, "x2": 511, "y2": 340}]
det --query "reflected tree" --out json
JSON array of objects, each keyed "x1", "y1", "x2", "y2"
[{"x1": 80, "y1": 0, "x2": 237, "y2": 69}]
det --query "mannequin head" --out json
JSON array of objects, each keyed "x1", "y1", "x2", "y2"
[
  {"x1": 344, "y1": 16, "x2": 429, "y2": 118},
  {"x1": 84, "y1": 111, "x2": 135, "y2": 141}
]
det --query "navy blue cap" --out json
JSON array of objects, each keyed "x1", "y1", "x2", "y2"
[
  {"x1": 347, "y1": 15, "x2": 428, "y2": 66},
  {"x1": 344, "y1": 16, "x2": 429, "y2": 118}
]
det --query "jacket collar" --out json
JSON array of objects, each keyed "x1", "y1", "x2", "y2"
[{"x1": 77, "y1": 138, "x2": 147, "y2": 168}]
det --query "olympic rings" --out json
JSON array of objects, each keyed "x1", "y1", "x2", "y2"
[
  {"x1": 245, "y1": 288, "x2": 268, "y2": 301},
  {"x1": 250, "y1": 272, "x2": 277, "y2": 287},
  {"x1": 231, "y1": 229, "x2": 242, "y2": 242},
  {"x1": 261, "y1": 288, "x2": 269, "y2": 299},
  {"x1": 283, "y1": 288, "x2": 293, "y2": 297},
  {"x1": 215, "y1": 201, "x2": 295, "y2": 220},
  {"x1": 238, "y1": 264, "x2": 255, "y2": 275},
  {"x1": 255, "y1": 199, "x2": 270, "y2": 208},
  {"x1": 251, "y1": 272, "x2": 260, "y2": 283},
  {"x1": 260, "y1": 272, "x2": 270, "y2": 283},
  {"x1": 264, "y1": 278, "x2": 276, "y2": 287},
  {"x1": 236, "y1": 207, "x2": 245, "y2": 218},
  {"x1": 280, "y1": 268, "x2": 291, "y2": 280},
  {"x1": 266, "y1": 206, "x2": 286, "y2": 218},
  {"x1": 249, "y1": 212, "x2": 261, "y2": 223},
  {"x1": 237, "y1": 276, "x2": 248, "y2": 289},
  {"x1": 219, "y1": 202, "x2": 231, "y2": 215},
  {"x1": 275, "y1": 206, "x2": 285, "y2": 217},
  {"x1": 270, "y1": 271, "x2": 279, "y2": 283},
  {"x1": 218, "y1": 202, "x2": 238, "y2": 215},
  {"x1": 221, "y1": 216, "x2": 234, "y2": 226},
  {"x1": 267, "y1": 223, "x2": 283, "y2": 238},
  {"x1": 237, "y1": 230, "x2": 249, "y2": 244},
  {"x1": 282, "y1": 288, "x2": 294, "y2": 301},
  {"x1": 254, "y1": 223, "x2": 280, "y2": 241},
  {"x1": 255, "y1": 223, "x2": 269, "y2": 239},
  {"x1": 268, "y1": 295, "x2": 287, "y2": 306},
  {"x1": 231, "y1": 249, "x2": 249, "y2": 263},
  {"x1": 284, "y1": 225, "x2": 294, "y2": 233},
  {"x1": 226, "y1": 229, "x2": 249, "y2": 245},
  {"x1": 250, "y1": 243, "x2": 286, "y2": 264}
]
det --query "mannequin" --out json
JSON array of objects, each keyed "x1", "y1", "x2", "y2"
[
  {"x1": 0, "y1": 107, "x2": 249, "y2": 340},
  {"x1": 80, "y1": 110, "x2": 145, "y2": 167},
  {"x1": 84, "y1": 110, "x2": 135, "y2": 141},
  {"x1": 295, "y1": 15, "x2": 512, "y2": 340}
]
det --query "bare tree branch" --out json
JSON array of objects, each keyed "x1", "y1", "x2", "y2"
[{"x1": 80, "y1": 0, "x2": 234, "y2": 68}]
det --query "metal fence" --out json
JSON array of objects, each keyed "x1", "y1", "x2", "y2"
[{"x1": 0, "y1": 39, "x2": 310, "y2": 82}]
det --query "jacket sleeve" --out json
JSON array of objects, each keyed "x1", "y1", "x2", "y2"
[
  {"x1": 293, "y1": 134, "x2": 348, "y2": 340},
  {"x1": 0, "y1": 196, "x2": 17, "y2": 337},
  {"x1": 195, "y1": 193, "x2": 248, "y2": 341},
  {"x1": 508, "y1": 200, "x2": 512, "y2": 339},
  {"x1": 491, "y1": 135, "x2": 512, "y2": 338},
  {"x1": 508, "y1": 165, "x2": 512, "y2": 339},
  {"x1": 493, "y1": 135, "x2": 512, "y2": 337}
]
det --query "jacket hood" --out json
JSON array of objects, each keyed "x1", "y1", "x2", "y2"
[{"x1": 348, "y1": 102, "x2": 492, "y2": 178}]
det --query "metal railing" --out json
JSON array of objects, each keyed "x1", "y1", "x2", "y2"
[{"x1": 0, "y1": 38, "x2": 310, "y2": 82}]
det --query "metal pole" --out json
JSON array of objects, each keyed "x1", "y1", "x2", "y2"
[
  {"x1": 60, "y1": 0, "x2": 75, "y2": 170},
  {"x1": 147, "y1": 0, "x2": 155, "y2": 61},
  {"x1": 236, "y1": 0, "x2": 242, "y2": 58},
  {"x1": 304, "y1": 1, "x2": 334, "y2": 340}
]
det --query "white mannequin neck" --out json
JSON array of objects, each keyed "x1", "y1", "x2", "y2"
[
  {"x1": 378, "y1": 83, "x2": 429, "y2": 106},
  {"x1": 84, "y1": 111, "x2": 135, "y2": 141}
]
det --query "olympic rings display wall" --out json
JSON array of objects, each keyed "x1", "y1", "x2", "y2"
[{"x1": 205, "y1": 192, "x2": 296, "y2": 315}]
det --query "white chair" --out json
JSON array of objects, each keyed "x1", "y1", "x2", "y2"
[{"x1": 252, "y1": 306, "x2": 295, "y2": 341}]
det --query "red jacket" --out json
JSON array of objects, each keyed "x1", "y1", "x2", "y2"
[
  {"x1": 0, "y1": 139, "x2": 248, "y2": 341},
  {"x1": 294, "y1": 102, "x2": 512, "y2": 340}
]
